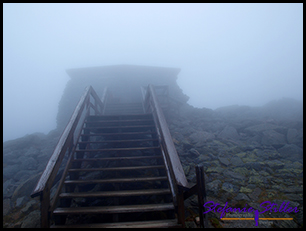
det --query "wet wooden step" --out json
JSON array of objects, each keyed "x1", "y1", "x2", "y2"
[
  {"x1": 59, "y1": 188, "x2": 171, "y2": 198},
  {"x1": 53, "y1": 203, "x2": 174, "y2": 215},
  {"x1": 87, "y1": 114, "x2": 152, "y2": 120},
  {"x1": 83, "y1": 125, "x2": 155, "y2": 130},
  {"x1": 64, "y1": 176, "x2": 168, "y2": 184},
  {"x1": 78, "y1": 138, "x2": 157, "y2": 144},
  {"x1": 68, "y1": 165, "x2": 165, "y2": 172},
  {"x1": 75, "y1": 146, "x2": 160, "y2": 152},
  {"x1": 85, "y1": 119, "x2": 153, "y2": 124},
  {"x1": 51, "y1": 219, "x2": 181, "y2": 228},
  {"x1": 72, "y1": 155, "x2": 162, "y2": 162},
  {"x1": 80, "y1": 131, "x2": 157, "y2": 137}
]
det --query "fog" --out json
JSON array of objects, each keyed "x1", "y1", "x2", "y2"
[{"x1": 3, "y1": 3, "x2": 303, "y2": 142}]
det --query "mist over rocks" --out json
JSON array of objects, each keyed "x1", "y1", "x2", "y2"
[
  {"x1": 3, "y1": 97, "x2": 303, "y2": 228},
  {"x1": 167, "y1": 98, "x2": 303, "y2": 228}
]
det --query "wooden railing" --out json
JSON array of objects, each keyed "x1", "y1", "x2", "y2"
[
  {"x1": 143, "y1": 84, "x2": 189, "y2": 225},
  {"x1": 30, "y1": 86, "x2": 107, "y2": 228},
  {"x1": 143, "y1": 84, "x2": 208, "y2": 228}
]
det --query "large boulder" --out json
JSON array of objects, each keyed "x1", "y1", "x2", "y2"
[
  {"x1": 278, "y1": 144, "x2": 303, "y2": 162},
  {"x1": 261, "y1": 130, "x2": 286, "y2": 147},
  {"x1": 218, "y1": 125, "x2": 240, "y2": 141}
]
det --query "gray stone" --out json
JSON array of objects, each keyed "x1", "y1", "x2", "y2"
[
  {"x1": 19, "y1": 156, "x2": 38, "y2": 170},
  {"x1": 3, "y1": 199, "x2": 11, "y2": 216},
  {"x1": 221, "y1": 182, "x2": 234, "y2": 193},
  {"x1": 261, "y1": 130, "x2": 286, "y2": 146},
  {"x1": 20, "y1": 210, "x2": 40, "y2": 228},
  {"x1": 189, "y1": 131, "x2": 215, "y2": 146},
  {"x1": 16, "y1": 196, "x2": 26, "y2": 207},
  {"x1": 265, "y1": 160, "x2": 284, "y2": 169},
  {"x1": 230, "y1": 156, "x2": 244, "y2": 166},
  {"x1": 218, "y1": 125, "x2": 240, "y2": 141},
  {"x1": 245, "y1": 123, "x2": 282, "y2": 133},
  {"x1": 223, "y1": 170, "x2": 246, "y2": 180},
  {"x1": 248, "y1": 187, "x2": 262, "y2": 201},
  {"x1": 3, "y1": 164, "x2": 21, "y2": 178},
  {"x1": 234, "y1": 193, "x2": 251, "y2": 201},
  {"x1": 207, "y1": 179, "x2": 222, "y2": 196},
  {"x1": 218, "y1": 157, "x2": 230, "y2": 166},
  {"x1": 287, "y1": 128, "x2": 298, "y2": 143},
  {"x1": 278, "y1": 144, "x2": 303, "y2": 162}
]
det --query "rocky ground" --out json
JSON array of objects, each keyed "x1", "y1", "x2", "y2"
[{"x1": 3, "y1": 98, "x2": 303, "y2": 228}]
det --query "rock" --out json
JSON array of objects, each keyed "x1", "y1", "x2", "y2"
[
  {"x1": 3, "y1": 199, "x2": 12, "y2": 216},
  {"x1": 218, "y1": 125, "x2": 240, "y2": 141},
  {"x1": 11, "y1": 173, "x2": 41, "y2": 207},
  {"x1": 189, "y1": 131, "x2": 215, "y2": 147},
  {"x1": 248, "y1": 187, "x2": 262, "y2": 201},
  {"x1": 20, "y1": 210, "x2": 40, "y2": 228},
  {"x1": 206, "y1": 167, "x2": 224, "y2": 173},
  {"x1": 223, "y1": 170, "x2": 246, "y2": 180},
  {"x1": 234, "y1": 193, "x2": 251, "y2": 201},
  {"x1": 240, "y1": 187, "x2": 253, "y2": 193},
  {"x1": 221, "y1": 182, "x2": 234, "y2": 193},
  {"x1": 278, "y1": 144, "x2": 303, "y2": 162},
  {"x1": 207, "y1": 180, "x2": 222, "y2": 196},
  {"x1": 3, "y1": 179, "x2": 16, "y2": 198},
  {"x1": 230, "y1": 156, "x2": 244, "y2": 166},
  {"x1": 287, "y1": 128, "x2": 298, "y2": 143},
  {"x1": 265, "y1": 160, "x2": 284, "y2": 169},
  {"x1": 261, "y1": 130, "x2": 286, "y2": 147},
  {"x1": 218, "y1": 157, "x2": 230, "y2": 166},
  {"x1": 3, "y1": 164, "x2": 21, "y2": 179},
  {"x1": 19, "y1": 156, "x2": 38, "y2": 170},
  {"x1": 244, "y1": 123, "x2": 282, "y2": 134},
  {"x1": 16, "y1": 196, "x2": 26, "y2": 207}
]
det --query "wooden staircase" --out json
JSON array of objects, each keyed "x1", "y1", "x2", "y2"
[
  {"x1": 31, "y1": 85, "x2": 208, "y2": 228},
  {"x1": 52, "y1": 113, "x2": 180, "y2": 227}
]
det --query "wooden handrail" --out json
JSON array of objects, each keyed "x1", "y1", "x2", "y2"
[
  {"x1": 144, "y1": 84, "x2": 189, "y2": 188},
  {"x1": 30, "y1": 86, "x2": 107, "y2": 227}
]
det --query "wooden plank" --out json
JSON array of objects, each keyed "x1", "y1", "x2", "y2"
[
  {"x1": 78, "y1": 138, "x2": 157, "y2": 143},
  {"x1": 51, "y1": 219, "x2": 181, "y2": 228},
  {"x1": 68, "y1": 165, "x2": 165, "y2": 172},
  {"x1": 64, "y1": 176, "x2": 168, "y2": 184},
  {"x1": 59, "y1": 188, "x2": 171, "y2": 198},
  {"x1": 75, "y1": 146, "x2": 160, "y2": 152},
  {"x1": 72, "y1": 155, "x2": 162, "y2": 162},
  {"x1": 83, "y1": 125, "x2": 155, "y2": 129},
  {"x1": 53, "y1": 203, "x2": 174, "y2": 214},
  {"x1": 80, "y1": 131, "x2": 156, "y2": 136}
]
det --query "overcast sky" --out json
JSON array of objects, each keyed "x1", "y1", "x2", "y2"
[{"x1": 3, "y1": 3, "x2": 303, "y2": 142}]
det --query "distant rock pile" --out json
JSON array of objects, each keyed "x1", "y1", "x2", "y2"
[{"x1": 3, "y1": 97, "x2": 303, "y2": 228}]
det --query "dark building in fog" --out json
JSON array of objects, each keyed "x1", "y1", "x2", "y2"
[{"x1": 56, "y1": 65, "x2": 189, "y2": 130}]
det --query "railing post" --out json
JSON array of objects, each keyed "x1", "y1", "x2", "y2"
[
  {"x1": 40, "y1": 188, "x2": 50, "y2": 228},
  {"x1": 177, "y1": 186, "x2": 186, "y2": 227},
  {"x1": 196, "y1": 165, "x2": 208, "y2": 228}
]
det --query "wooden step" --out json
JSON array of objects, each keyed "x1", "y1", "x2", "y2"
[
  {"x1": 64, "y1": 176, "x2": 168, "y2": 184},
  {"x1": 75, "y1": 146, "x2": 160, "y2": 152},
  {"x1": 83, "y1": 125, "x2": 155, "y2": 130},
  {"x1": 80, "y1": 131, "x2": 157, "y2": 137},
  {"x1": 68, "y1": 165, "x2": 165, "y2": 172},
  {"x1": 72, "y1": 155, "x2": 162, "y2": 162},
  {"x1": 59, "y1": 188, "x2": 171, "y2": 198},
  {"x1": 78, "y1": 138, "x2": 157, "y2": 144},
  {"x1": 85, "y1": 119, "x2": 153, "y2": 124},
  {"x1": 87, "y1": 114, "x2": 152, "y2": 120},
  {"x1": 53, "y1": 203, "x2": 175, "y2": 215},
  {"x1": 51, "y1": 219, "x2": 181, "y2": 228}
]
